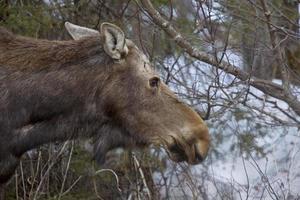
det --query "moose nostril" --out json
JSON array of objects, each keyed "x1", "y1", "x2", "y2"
[
  {"x1": 195, "y1": 151, "x2": 203, "y2": 163},
  {"x1": 194, "y1": 143, "x2": 204, "y2": 163},
  {"x1": 169, "y1": 144, "x2": 185, "y2": 156},
  {"x1": 191, "y1": 124, "x2": 210, "y2": 163}
]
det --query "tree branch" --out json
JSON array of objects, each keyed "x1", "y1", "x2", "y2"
[
  {"x1": 139, "y1": 0, "x2": 300, "y2": 117},
  {"x1": 259, "y1": 0, "x2": 290, "y2": 90}
]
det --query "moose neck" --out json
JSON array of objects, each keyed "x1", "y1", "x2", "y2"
[
  {"x1": 0, "y1": 29, "x2": 110, "y2": 71},
  {"x1": 0, "y1": 34, "x2": 117, "y2": 157},
  {"x1": 10, "y1": 74, "x2": 113, "y2": 155},
  {"x1": 11, "y1": 116, "x2": 106, "y2": 157}
]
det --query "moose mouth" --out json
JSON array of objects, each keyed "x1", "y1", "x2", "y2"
[{"x1": 164, "y1": 136, "x2": 204, "y2": 165}]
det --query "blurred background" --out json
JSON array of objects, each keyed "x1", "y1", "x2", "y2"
[{"x1": 1, "y1": 0, "x2": 300, "y2": 199}]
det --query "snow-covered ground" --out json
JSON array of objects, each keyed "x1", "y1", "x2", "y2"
[{"x1": 156, "y1": 53, "x2": 300, "y2": 199}]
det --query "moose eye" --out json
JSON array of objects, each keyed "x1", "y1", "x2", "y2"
[{"x1": 149, "y1": 77, "x2": 160, "y2": 88}]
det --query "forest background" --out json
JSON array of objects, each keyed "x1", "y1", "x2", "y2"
[{"x1": 0, "y1": 0, "x2": 300, "y2": 199}]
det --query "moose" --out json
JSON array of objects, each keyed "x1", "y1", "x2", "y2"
[{"x1": 0, "y1": 22, "x2": 210, "y2": 193}]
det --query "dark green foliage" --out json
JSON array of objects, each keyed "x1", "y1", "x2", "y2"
[{"x1": 0, "y1": 1, "x2": 53, "y2": 37}]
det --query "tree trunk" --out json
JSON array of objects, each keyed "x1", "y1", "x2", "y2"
[{"x1": 0, "y1": 185, "x2": 5, "y2": 200}]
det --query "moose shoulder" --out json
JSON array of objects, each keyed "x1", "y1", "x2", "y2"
[{"x1": 0, "y1": 22, "x2": 210, "y2": 185}]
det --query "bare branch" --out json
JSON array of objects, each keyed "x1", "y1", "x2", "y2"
[{"x1": 139, "y1": 0, "x2": 300, "y2": 117}]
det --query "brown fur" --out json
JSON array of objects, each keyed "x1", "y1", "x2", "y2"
[
  {"x1": 0, "y1": 26, "x2": 210, "y2": 186},
  {"x1": 0, "y1": 27, "x2": 108, "y2": 71}
]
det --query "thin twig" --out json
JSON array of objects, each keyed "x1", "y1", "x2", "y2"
[
  {"x1": 94, "y1": 169, "x2": 122, "y2": 192},
  {"x1": 139, "y1": 0, "x2": 300, "y2": 116},
  {"x1": 58, "y1": 141, "x2": 74, "y2": 200},
  {"x1": 132, "y1": 153, "x2": 152, "y2": 200}
]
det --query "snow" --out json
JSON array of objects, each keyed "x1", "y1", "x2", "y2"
[{"x1": 156, "y1": 51, "x2": 300, "y2": 199}]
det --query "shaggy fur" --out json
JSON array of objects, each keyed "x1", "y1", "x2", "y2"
[{"x1": 0, "y1": 26, "x2": 210, "y2": 187}]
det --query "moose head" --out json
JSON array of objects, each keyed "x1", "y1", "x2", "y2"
[{"x1": 65, "y1": 22, "x2": 210, "y2": 164}]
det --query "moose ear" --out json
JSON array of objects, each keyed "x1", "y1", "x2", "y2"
[
  {"x1": 65, "y1": 22, "x2": 100, "y2": 40},
  {"x1": 100, "y1": 22, "x2": 128, "y2": 60}
]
